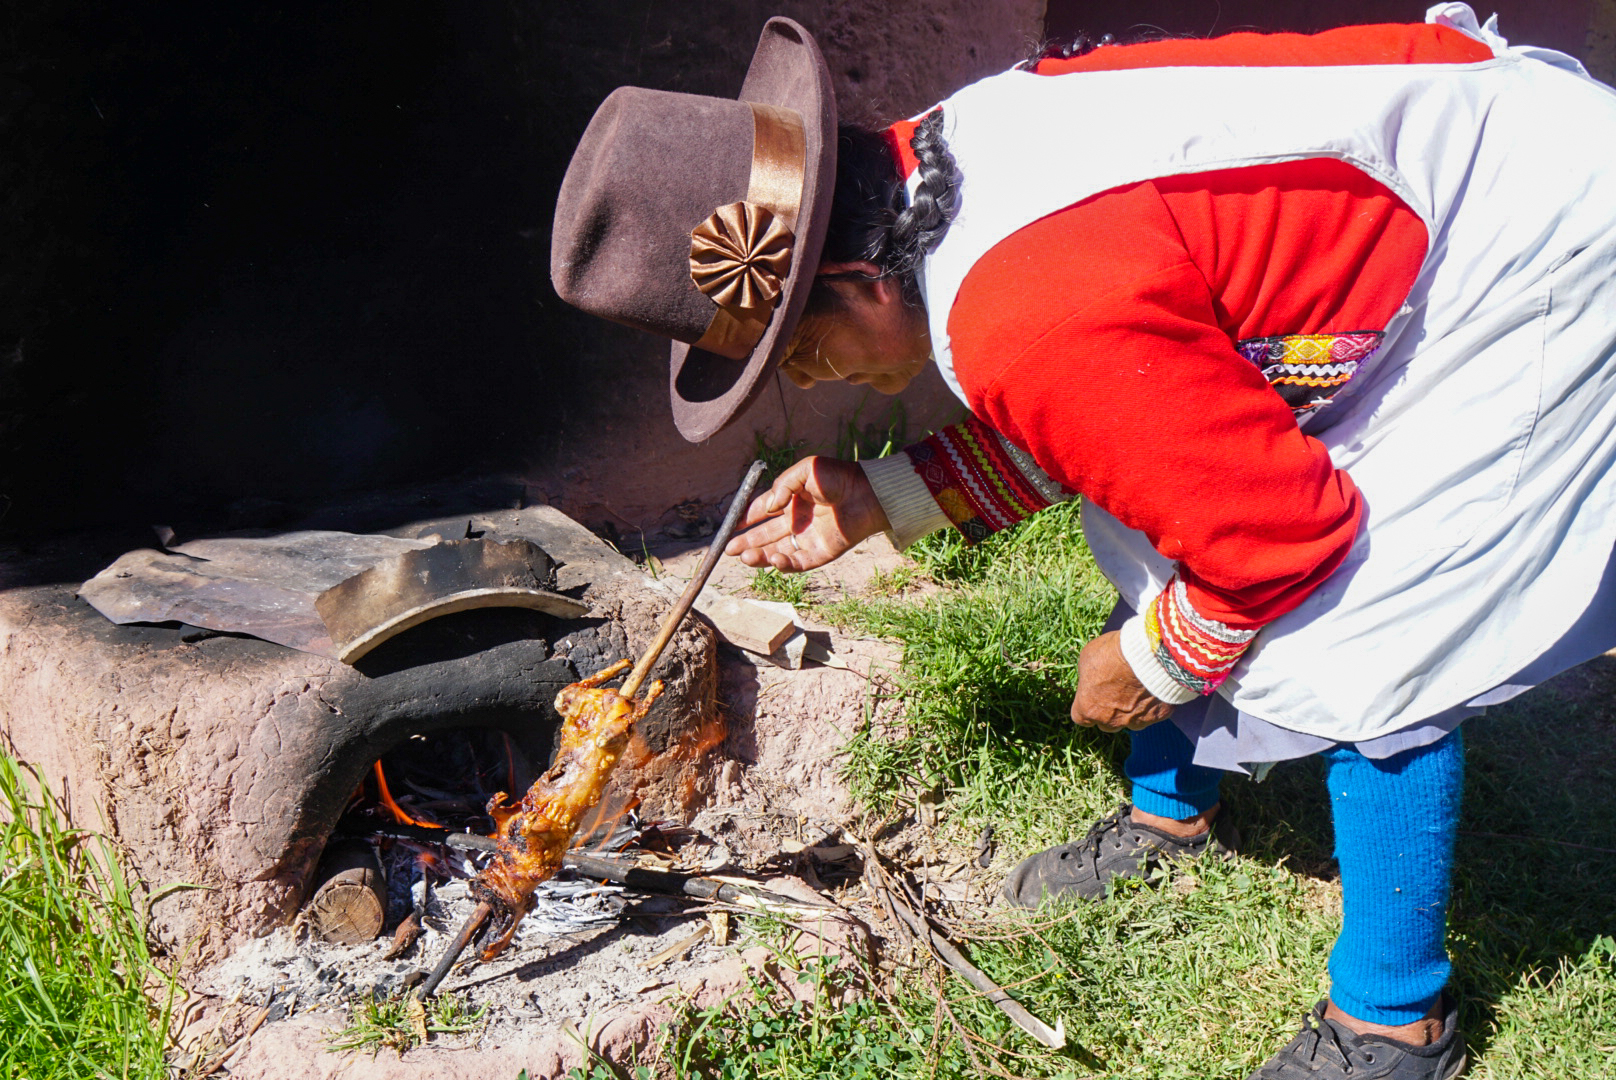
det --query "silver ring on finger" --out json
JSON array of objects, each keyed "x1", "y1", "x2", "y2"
[{"x1": 789, "y1": 533, "x2": 801, "y2": 552}]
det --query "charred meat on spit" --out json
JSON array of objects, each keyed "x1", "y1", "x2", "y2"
[{"x1": 469, "y1": 658, "x2": 662, "y2": 959}]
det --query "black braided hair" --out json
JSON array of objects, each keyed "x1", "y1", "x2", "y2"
[
  {"x1": 888, "y1": 109, "x2": 957, "y2": 282},
  {"x1": 808, "y1": 109, "x2": 958, "y2": 312}
]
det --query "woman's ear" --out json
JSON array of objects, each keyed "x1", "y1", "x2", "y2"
[{"x1": 868, "y1": 275, "x2": 906, "y2": 307}]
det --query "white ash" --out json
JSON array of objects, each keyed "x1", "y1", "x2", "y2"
[
  {"x1": 521, "y1": 877, "x2": 629, "y2": 935},
  {"x1": 193, "y1": 871, "x2": 728, "y2": 1043}
]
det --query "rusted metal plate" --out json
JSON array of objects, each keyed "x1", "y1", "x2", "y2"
[
  {"x1": 314, "y1": 538, "x2": 587, "y2": 664},
  {"x1": 79, "y1": 532, "x2": 586, "y2": 662}
]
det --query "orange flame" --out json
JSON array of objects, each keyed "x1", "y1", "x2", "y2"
[
  {"x1": 501, "y1": 732, "x2": 518, "y2": 795},
  {"x1": 372, "y1": 761, "x2": 442, "y2": 830}
]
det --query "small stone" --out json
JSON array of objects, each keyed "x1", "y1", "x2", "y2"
[{"x1": 550, "y1": 987, "x2": 590, "y2": 1015}]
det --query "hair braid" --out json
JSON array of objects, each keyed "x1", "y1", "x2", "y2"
[
  {"x1": 801, "y1": 110, "x2": 959, "y2": 326},
  {"x1": 1019, "y1": 31, "x2": 1116, "y2": 68},
  {"x1": 886, "y1": 109, "x2": 958, "y2": 279}
]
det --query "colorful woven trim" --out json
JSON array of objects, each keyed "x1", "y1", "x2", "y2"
[
  {"x1": 1236, "y1": 331, "x2": 1383, "y2": 418},
  {"x1": 905, "y1": 416, "x2": 1073, "y2": 542},
  {"x1": 1143, "y1": 578, "x2": 1259, "y2": 696}
]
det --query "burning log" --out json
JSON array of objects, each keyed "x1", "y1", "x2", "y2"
[
  {"x1": 305, "y1": 839, "x2": 388, "y2": 944},
  {"x1": 419, "y1": 461, "x2": 766, "y2": 997}
]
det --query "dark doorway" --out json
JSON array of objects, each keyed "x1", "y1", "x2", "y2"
[{"x1": 2, "y1": 3, "x2": 548, "y2": 537}]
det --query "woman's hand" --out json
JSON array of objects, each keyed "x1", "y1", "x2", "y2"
[
  {"x1": 1070, "y1": 631, "x2": 1177, "y2": 732},
  {"x1": 724, "y1": 456, "x2": 889, "y2": 572}
]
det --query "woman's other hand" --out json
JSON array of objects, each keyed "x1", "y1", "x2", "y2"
[
  {"x1": 1071, "y1": 631, "x2": 1177, "y2": 732},
  {"x1": 724, "y1": 456, "x2": 889, "y2": 572}
]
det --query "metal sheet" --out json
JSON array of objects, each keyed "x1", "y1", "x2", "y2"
[
  {"x1": 79, "y1": 531, "x2": 584, "y2": 661},
  {"x1": 314, "y1": 538, "x2": 587, "y2": 663}
]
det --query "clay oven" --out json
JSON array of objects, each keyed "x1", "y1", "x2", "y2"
[{"x1": 0, "y1": 500, "x2": 719, "y2": 964}]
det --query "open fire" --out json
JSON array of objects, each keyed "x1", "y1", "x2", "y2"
[
  {"x1": 472, "y1": 658, "x2": 663, "y2": 960},
  {"x1": 310, "y1": 722, "x2": 669, "y2": 953},
  {"x1": 292, "y1": 462, "x2": 766, "y2": 996}
]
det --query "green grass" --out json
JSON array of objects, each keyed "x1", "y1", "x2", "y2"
[
  {"x1": 753, "y1": 431, "x2": 809, "y2": 486},
  {"x1": 752, "y1": 394, "x2": 916, "y2": 486},
  {"x1": 654, "y1": 497, "x2": 1616, "y2": 1078},
  {"x1": 328, "y1": 989, "x2": 487, "y2": 1055},
  {"x1": 833, "y1": 397, "x2": 910, "y2": 463},
  {"x1": 0, "y1": 755, "x2": 176, "y2": 1079},
  {"x1": 864, "y1": 564, "x2": 923, "y2": 597},
  {"x1": 668, "y1": 963, "x2": 937, "y2": 1079},
  {"x1": 1441, "y1": 656, "x2": 1616, "y2": 1078},
  {"x1": 750, "y1": 567, "x2": 811, "y2": 606},
  {"x1": 838, "y1": 499, "x2": 1125, "y2": 853}
]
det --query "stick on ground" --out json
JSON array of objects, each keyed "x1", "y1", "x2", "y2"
[{"x1": 863, "y1": 837, "x2": 1066, "y2": 1049}]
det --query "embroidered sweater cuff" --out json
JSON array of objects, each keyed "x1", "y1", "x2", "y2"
[
  {"x1": 1130, "y1": 576, "x2": 1262, "y2": 699},
  {"x1": 860, "y1": 453, "x2": 952, "y2": 551},
  {"x1": 1119, "y1": 614, "x2": 1200, "y2": 705},
  {"x1": 902, "y1": 417, "x2": 1076, "y2": 544}
]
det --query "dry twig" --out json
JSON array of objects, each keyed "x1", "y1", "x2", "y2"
[
  {"x1": 859, "y1": 835, "x2": 1066, "y2": 1050},
  {"x1": 192, "y1": 1003, "x2": 270, "y2": 1077}
]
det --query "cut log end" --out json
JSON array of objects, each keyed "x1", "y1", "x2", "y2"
[{"x1": 306, "y1": 840, "x2": 387, "y2": 944}]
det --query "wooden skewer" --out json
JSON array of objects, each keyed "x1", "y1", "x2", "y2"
[
  {"x1": 419, "y1": 900, "x2": 492, "y2": 999},
  {"x1": 620, "y1": 459, "x2": 767, "y2": 698},
  {"x1": 418, "y1": 461, "x2": 767, "y2": 997}
]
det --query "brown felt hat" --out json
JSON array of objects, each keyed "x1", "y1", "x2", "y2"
[{"x1": 550, "y1": 18, "x2": 836, "y2": 442}]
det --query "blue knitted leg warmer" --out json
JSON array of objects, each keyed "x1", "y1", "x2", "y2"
[
  {"x1": 1126, "y1": 710, "x2": 1225, "y2": 820},
  {"x1": 1324, "y1": 728, "x2": 1464, "y2": 1025}
]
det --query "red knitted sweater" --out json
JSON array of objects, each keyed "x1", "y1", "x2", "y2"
[{"x1": 885, "y1": 22, "x2": 1488, "y2": 696}]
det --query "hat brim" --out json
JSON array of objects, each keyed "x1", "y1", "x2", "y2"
[{"x1": 668, "y1": 17, "x2": 837, "y2": 443}]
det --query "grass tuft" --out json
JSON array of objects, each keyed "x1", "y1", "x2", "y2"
[
  {"x1": 833, "y1": 397, "x2": 910, "y2": 463},
  {"x1": 839, "y1": 500, "x2": 1123, "y2": 852},
  {"x1": 0, "y1": 755, "x2": 176, "y2": 1079},
  {"x1": 327, "y1": 989, "x2": 486, "y2": 1055},
  {"x1": 666, "y1": 957, "x2": 940, "y2": 1080},
  {"x1": 865, "y1": 565, "x2": 923, "y2": 597},
  {"x1": 753, "y1": 432, "x2": 808, "y2": 486},
  {"x1": 750, "y1": 567, "x2": 811, "y2": 606}
]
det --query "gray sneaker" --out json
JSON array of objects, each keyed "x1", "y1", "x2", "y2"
[
  {"x1": 1001, "y1": 803, "x2": 1237, "y2": 908},
  {"x1": 1249, "y1": 998, "x2": 1465, "y2": 1079}
]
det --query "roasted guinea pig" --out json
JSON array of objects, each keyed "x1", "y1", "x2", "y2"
[{"x1": 469, "y1": 658, "x2": 663, "y2": 959}]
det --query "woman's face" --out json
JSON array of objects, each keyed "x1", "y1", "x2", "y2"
[{"x1": 778, "y1": 265, "x2": 932, "y2": 394}]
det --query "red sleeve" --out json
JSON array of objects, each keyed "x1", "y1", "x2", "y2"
[
  {"x1": 964, "y1": 252, "x2": 1361, "y2": 630},
  {"x1": 947, "y1": 162, "x2": 1425, "y2": 630},
  {"x1": 1029, "y1": 22, "x2": 1493, "y2": 74}
]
